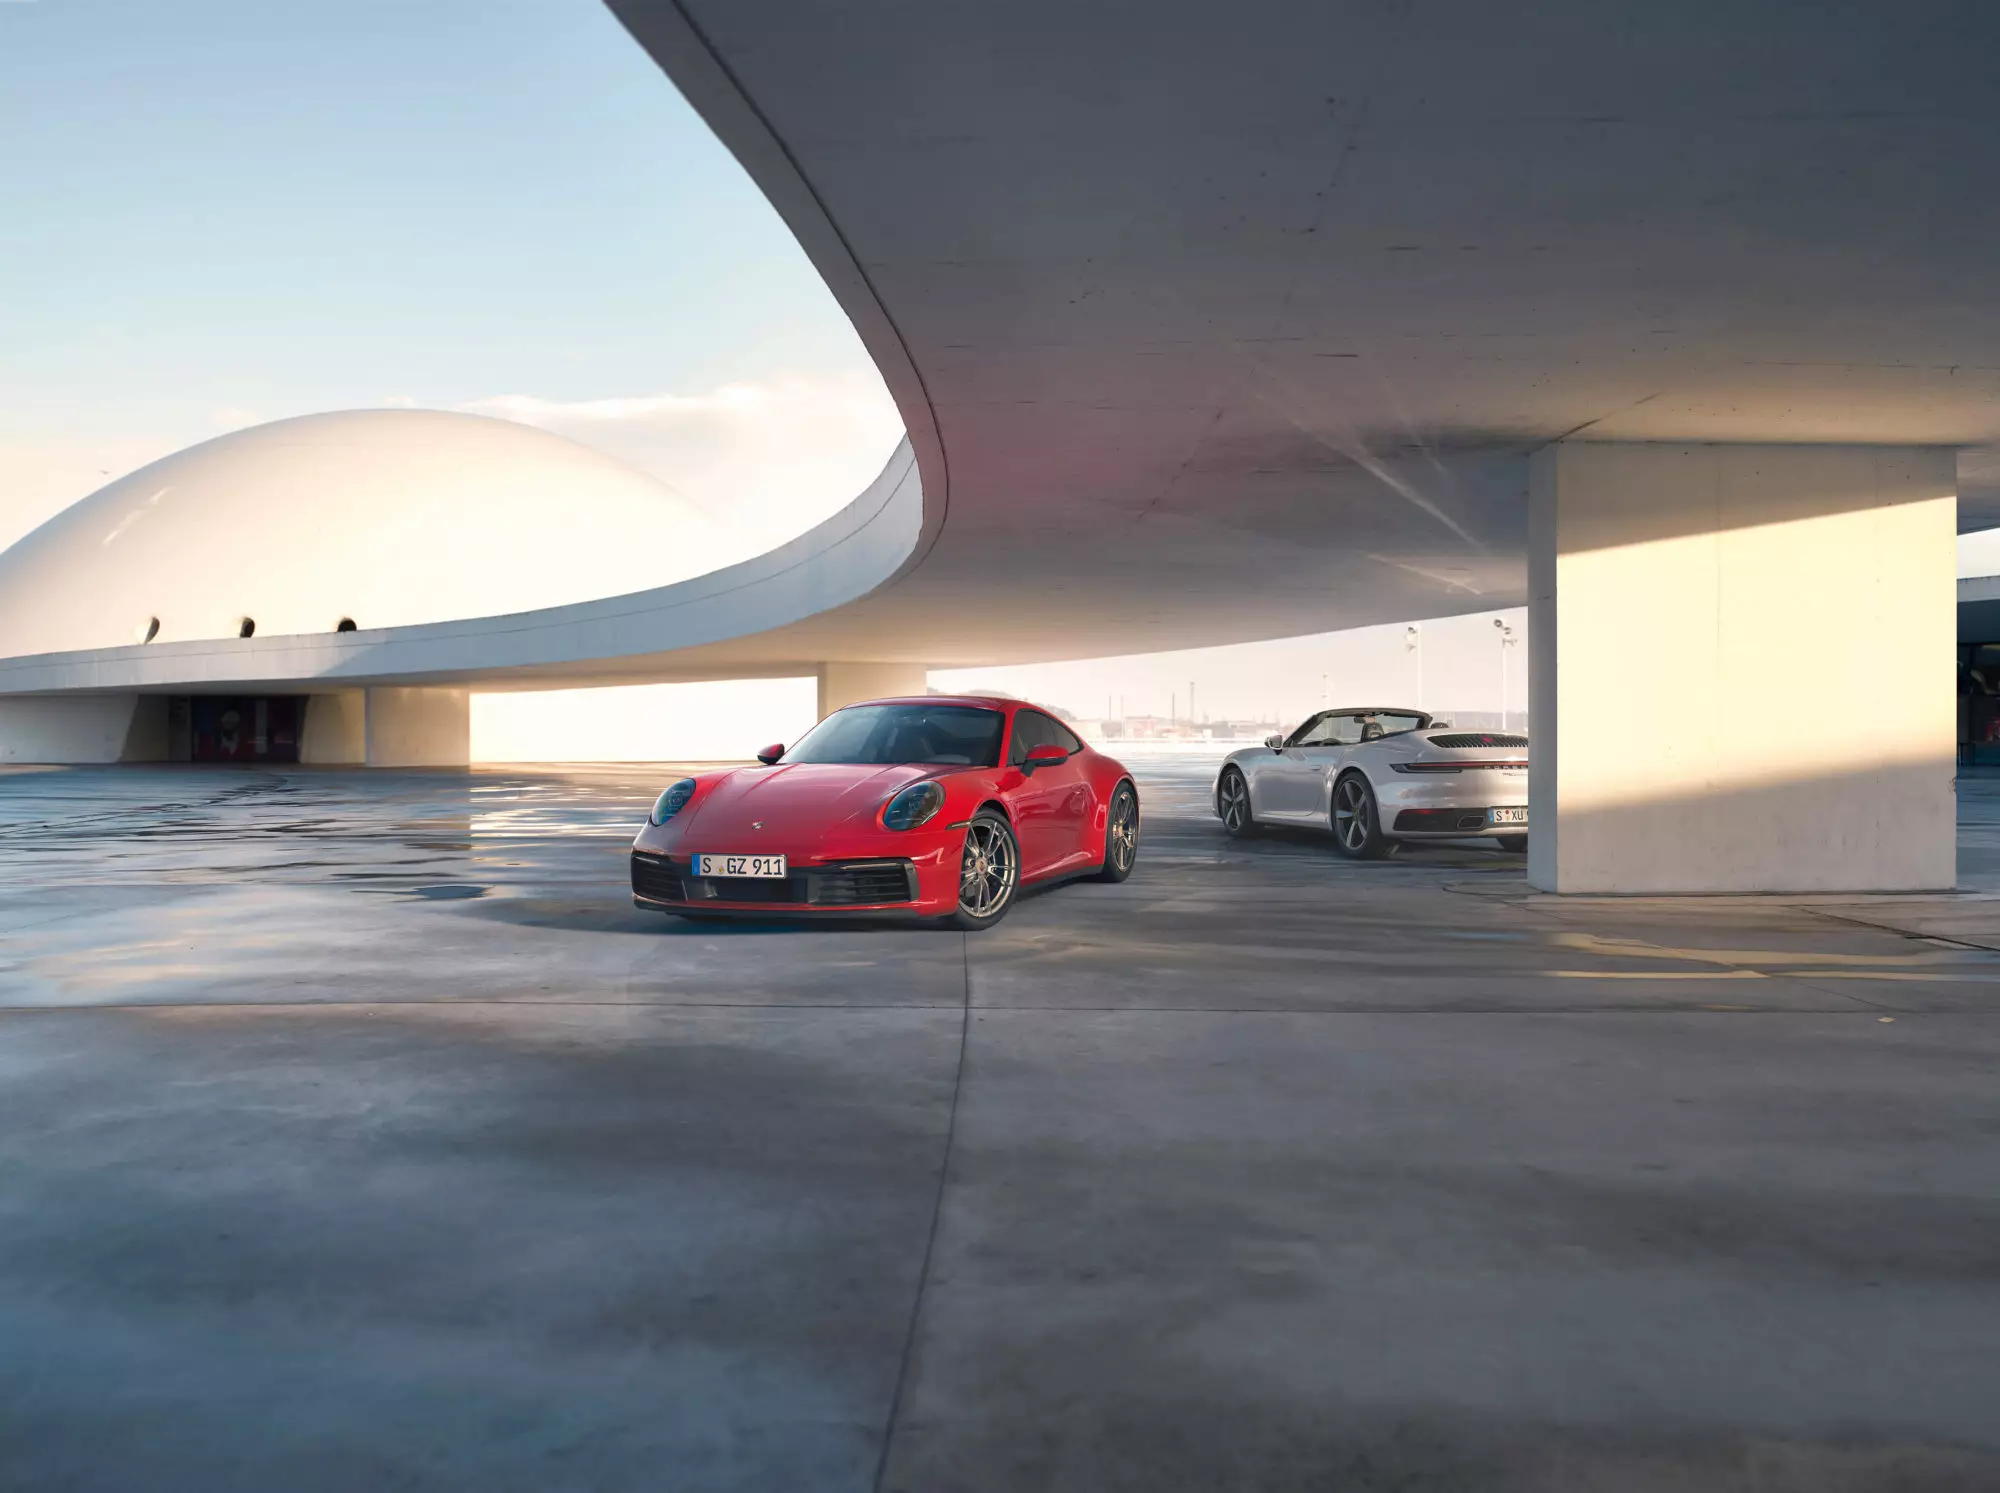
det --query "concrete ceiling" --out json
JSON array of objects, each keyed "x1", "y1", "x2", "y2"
[{"x1": 606, "y1": 0, "x2": 2000, "y2": 668}]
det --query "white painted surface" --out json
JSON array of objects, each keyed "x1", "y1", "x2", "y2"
[
  {"x1": 816, "y1": 662, "x2": 930, "y2": 718},
  {"x1": 0, "y1": 443, "x2": 923, "y2": 698},
  {"x1": 0, "y1": 410, "x2": 742, "y2": 659},
  {"x1": 365, "y1": 688, "x2": 470, "y2": 769},
  {"x1": 1529, "y1": 444, "x2": 1957, "y2": 894},
  {"x1": 301, "y1": 693, "x2": 366, "y2": 766},
  {"x1": 0, "y1": 695, "x2": 142, "y2": 764},
  {"x1": 470, "y1": 677, "x2": 817, "y2": 763}
]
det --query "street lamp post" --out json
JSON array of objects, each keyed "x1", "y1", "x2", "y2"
[
  {"x1": 1404, "y1": 625, "x2": 1422, "y2": 711},
  {"x1": 1493, "y1": 618, "x2": 1518, "y2": 729}
]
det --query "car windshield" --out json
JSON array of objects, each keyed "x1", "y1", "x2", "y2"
[
  {"x1": 1290, "y1": 710, "x2": 1429, "y2": 747},
  {"x1": 1358, "y1": 712, "x2": 1427, "y2": 741},
  {"x1": 780, "y1": 704, "x2": 1006, "y2": 767}
]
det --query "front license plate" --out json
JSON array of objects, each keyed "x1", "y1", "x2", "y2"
[
  {"x1": 1489, "y1": 807, "x2": 1528, "y2": 826},
  {"x1": 695, "y1": 853, "x2": 787, "y2": 878}
]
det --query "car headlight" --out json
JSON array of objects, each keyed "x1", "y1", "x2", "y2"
[
  {"x1": 882, "y1": 780, "x2": 945, "y2": 831},
  {"x1": 649, "y1": 778, "x2": 697, "y2": 825}
]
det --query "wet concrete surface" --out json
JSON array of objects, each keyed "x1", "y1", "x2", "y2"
[{"x1": 2, "y1": 753, "x2": 1997, "y2": 1491}]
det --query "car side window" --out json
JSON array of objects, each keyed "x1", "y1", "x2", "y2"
[
  {"x1": 1007, "y1": 711, "x2": 1050, "y2": 765},
  {"x1": 1010, "y1": 710, "x2": 1079, "y2": 764},
  {"x1": 1296, "y1": 713, "x2": 1361, "y2": 747},
  {"x1": 1284, "y1": 711, "x2": 1329, "y2": 748}
]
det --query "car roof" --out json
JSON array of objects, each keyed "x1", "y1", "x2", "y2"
[{"x1": 845, "y1": 694, "x2": 1021, "y2": 711}]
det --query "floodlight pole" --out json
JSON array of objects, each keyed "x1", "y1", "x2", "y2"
[{"x1": 1494, "y1": 618, "x2": 1518, "y2": 729}]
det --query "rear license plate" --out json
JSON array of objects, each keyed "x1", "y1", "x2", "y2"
[
  {"x1": 695, "y1": 854, "x2": 787, "y2": 878},
  {"x1": 1489, "y1": 807, "x2": 1528, "y2": 826}
]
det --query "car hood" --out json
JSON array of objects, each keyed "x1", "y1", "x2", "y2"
[{"x1": 682, "y1": 761, "x2": 953, "y2": 841}]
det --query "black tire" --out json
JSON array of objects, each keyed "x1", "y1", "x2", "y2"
[
  {"x1": 1330, "y1": 772, "x2": 1398, "y2": 860},
  {"x1": 1094, "y1": 781, "x2": 1140, "y2": 881},
  {"x1": 1217, "y1": 766, "x2": 1257, "y2": 837},
  {"x1": 1497, "y1": 834, "x2": 1528, "y2": 854},
  {"x1": 947, "y1": 809, "x2": 1020, "y2": 930}
]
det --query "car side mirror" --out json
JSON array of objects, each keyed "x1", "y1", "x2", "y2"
[
  {"x1": 1264, "y1": 734, "x2": 1286, "y2": 749},
  {"x1": 756, "y1": 743, "x2": 784, "y2": 765},
  {"x1": 1021, "y1": 743, "x2": 1069, "y2": 774}
]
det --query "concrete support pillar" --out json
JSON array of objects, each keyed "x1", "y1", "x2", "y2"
[
  {"x1": 1529, "y1": 443, "x2": 1956, "y2": 893},
  {"x1": 300, "y1": 692, "x2": 366, "y2": 765},
  {"x1": 363, "y1": 687, "x2": 470, "y2": 768},
  {"x1": 816, "y1": 661, "x2": 929, "y2": 719},
  {"x1": 0, "y1": 694, "x2": 160, "y2": 763}
]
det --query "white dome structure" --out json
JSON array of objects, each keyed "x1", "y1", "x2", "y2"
[{"x1": 0, "y1": 409, "x2": 746, "y2": 659}]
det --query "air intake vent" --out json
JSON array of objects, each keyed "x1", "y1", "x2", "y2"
[
  {"x1": 1428, "y1": 732, "x2": 1528, "y2": 749},
  {"x1": 810, "y1": 861, "x2": 917, "y2": 907},
  {"x1": 629, "y1": 851, "x2": 685, "y2": 903}
]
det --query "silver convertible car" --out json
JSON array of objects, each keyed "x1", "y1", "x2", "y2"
[{"x1": 1215, "y1": 707, "x2": 1528, "y2": 858}]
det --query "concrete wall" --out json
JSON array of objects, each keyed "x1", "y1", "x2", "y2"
[
  {"x1": 817, "y1": 662, "x2": 930, "y2": 718},
  {"x1": 0, "y1": 695, "x2": 152, "y2": 764},
  {"x1": 301, "y1": 692, "x2": 366, "y2": 765},
  {"x1": 364, "y1": 688, "x2": 470, "y2": 768},
  {"x1": 1530, "y1": 443, "x2": 1957, "y2": 894},
  {"x1": 121, "y1": 696, "x2": 170, "y2": 762}
]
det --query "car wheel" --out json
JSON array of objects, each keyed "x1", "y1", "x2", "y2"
[
  {"x1": 1331, "y1": 772, "x2": 1398, "y2": 860},
  {"x1": 1094, "y1": 780, "x2": 1140, "y2": 882},
  {"x1": 1497, "y1": 834, "x2": 1528, "y2": 854},
  {"x1": 1218, "y1": 767, "x2": 1257, "y2": 836},
  {"x1": 948, "y1": 810, "x2": 1020, "y2": 930}
]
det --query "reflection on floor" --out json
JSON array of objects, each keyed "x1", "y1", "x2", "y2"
[{"x1": 2, "y1": 753, "x2": 1997, "y2": 1491}]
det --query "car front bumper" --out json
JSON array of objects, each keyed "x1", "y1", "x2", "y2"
[{"x1": 630, "y1": 844, "x2": 962, "y2": 916}]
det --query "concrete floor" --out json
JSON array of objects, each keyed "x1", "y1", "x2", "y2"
[{"x1": 2, "y1": 753, "x2": 1998, "y2": 1492}]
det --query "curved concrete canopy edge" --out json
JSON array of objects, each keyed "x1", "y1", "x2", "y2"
[
  {"x1": 605, "y1": 0, "x2": 2000, "y2": 671},
  {"x1": 600, "y1": 0, "x2": 950, "y2": 583},
  {"x1": 0, "y1": 442, "x2": 920, "y2": 696}
]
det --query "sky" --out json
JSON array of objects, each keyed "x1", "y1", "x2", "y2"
[
  {"x1": 1, "y1": 0, "x2": 1987, "y2": 761},
  {"x1": 0, "y1": 0, "x2": 898, "y2": 552}
]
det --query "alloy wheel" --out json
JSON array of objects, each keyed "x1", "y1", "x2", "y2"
[
  {"x1": 1333, "y1": 776, "x2": 1371, "y2": 851},
  {"x1": 1107, "y1": 787, "x2": 1139, "y2": 871},
  {"x1": 1219, "y1": 771, "x2": 1250, "y2": 832},
  {"x1": 959, "y1": 819, "x2": 1018, "y2": 919}
]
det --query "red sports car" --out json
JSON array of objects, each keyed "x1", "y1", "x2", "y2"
[{"x1": 630, "y1": 695, "x2": 1140, "y2": 929}]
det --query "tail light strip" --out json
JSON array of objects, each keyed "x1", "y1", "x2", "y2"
[{"x1": 1390, "y1": 761, "x2": 1529, "y2": 774}]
